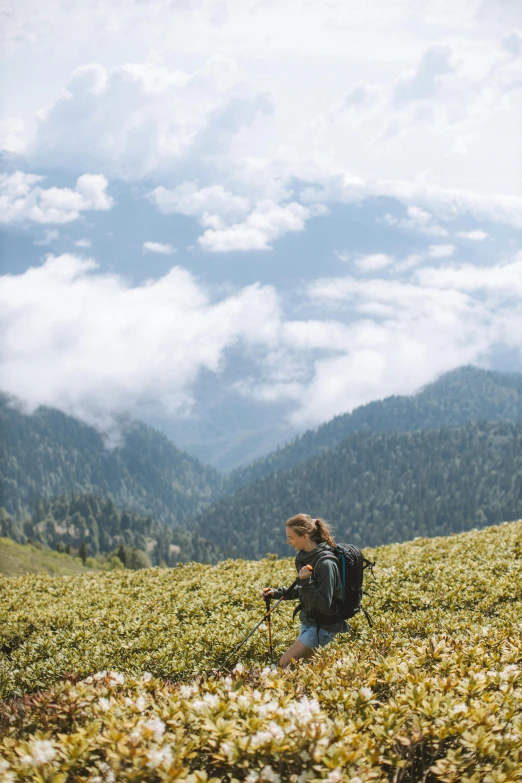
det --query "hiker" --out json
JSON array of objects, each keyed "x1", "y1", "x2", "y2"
[{"x1": 261, "y1": 513, "x2": 348, "y2": 668}]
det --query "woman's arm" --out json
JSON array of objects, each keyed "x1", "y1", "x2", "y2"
[{"x1": 299, "y1": 559, "x2": 337, "y2": 615}]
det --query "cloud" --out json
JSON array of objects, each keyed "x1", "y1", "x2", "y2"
[
  {"x1": 0, "y1": 172, "x2": 113, "y2": 224},
  {"x1": 34, "y1": 229, "x2": 59, "y2": 246},
  {"x1": 392, "y1": 45, "x2": 455, "y2": 106},
  {"x1": 336, "y1": 252, "x2": 394, "y2": 272},
  {"x1": 197, "y1": 200, "x2": 310, "y2": 251},
  {"x1": 456, "y1": 229, "x2": 489, "y2": 240},
  {"x1": 415, "y1": 254, "x2": 522, "y2": 296},
  {"x1": 75, "y1": 238, "x2": 91, "y2": 248},
  {"x1": 0, "y1": 254, "x2": 281, "y2": 433},
  {"x1": 427, "y1": 244, "x2": 456, "y2": 258},
  {"x1": 148, "y1": 182, "x2": 250, "y2": 222},
  {"x1": 29, "y1": 58, "x2": 273, "y2": 180},
  {"x1": 143, "y1": 241, "x2": 177, "y2": 255},
  {"x1": 382, "y1": 206, "x2": 449, "y2": 236}
]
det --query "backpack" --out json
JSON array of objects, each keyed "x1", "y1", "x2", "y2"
[{"x1": 294, "y1": 543, "x2": 375, "y2": 627}]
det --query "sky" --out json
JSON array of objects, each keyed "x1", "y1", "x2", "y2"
[{"x1": 1, "y1": 0, "x2": 521, "y2": 464}]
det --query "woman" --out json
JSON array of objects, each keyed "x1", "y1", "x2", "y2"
[{"x1": 262, "y1": 513, "x2": 348, "y2": 668}]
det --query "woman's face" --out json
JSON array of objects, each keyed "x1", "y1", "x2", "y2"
[{"x1": 286, "y1": 526, "x2": 310, "y2": 552}]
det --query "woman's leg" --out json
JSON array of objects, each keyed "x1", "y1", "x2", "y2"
[{"x1": 279, "y1": 639, "x2": 315, "y2": 668}]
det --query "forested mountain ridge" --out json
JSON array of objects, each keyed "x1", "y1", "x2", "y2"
[
  {"x1": 194, "y1": 419, "x2": 522, "y2": 559},
  {"x1": 226, "y1": 366, "x2": 522, "y2": 491},
  {"x1": 0, "y1": 494, "x2": 224, "y2": 566},
  {"x1": 0, "y1": 393, "x2": 222, "y2": 526}
]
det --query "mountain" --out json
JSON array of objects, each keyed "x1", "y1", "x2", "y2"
[
  {"x1": 193, "y1": 420, "x2": 522, "y2": 559},
  {"x1": 0, "y1": 393, "x2": 222, "y2": 526},
  {"x1": 226, "y1": 366, "x2": 522, "y2": 491}
]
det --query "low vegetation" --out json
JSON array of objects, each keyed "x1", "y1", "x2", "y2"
[{"x1": 1, "y1": 521, "x2": 521, "y2": 781}]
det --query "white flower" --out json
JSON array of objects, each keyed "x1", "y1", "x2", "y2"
[
  {"x1": 350, "y1": 777, "x2": 363, "y2": 783},
  {"x1": 83, "y1": 676, "x2": 94, "y2": 684},
  {"x1": 135, "y1": 695, "x2": 147, "y2": 712},
  {"x1": 453, "y1": 703, "x2": 468, "y2": 714},
  {"x1": 0, "y1": 762, "x2": 10, "y2": 773},
  {"x1": 251, "y1": 730, "x2": 272, "y2": 748},
  {"x1": 359, "y1": 687, "x2": 373, "y2": 701},
  {"x1": 142, "y1": 671, "x2": 153, "y2": 682},
  {"x1": 145, "y1": 717, "x2": 165, "y2": 740},
  {"x1": 147, "y1": 745, "x2": 173, "y2": 769},
  {"x1": 267, "y1": 721, "x2": 285, "y2": 741},
  {"x1": 108, "y1": 672, "x2": 125, "y2": 686},
  {"x1": 203, "y1": 693, "x2": 219, "y2": 707},
  {"x1": 93, "y1": 670, "x2": 107, "y2": 681},
  {"x1": 233, "y1": 662, "x2": 244, "y2": 674},
  {"x1": 326, "y1": 772, "x2": 343, "y2": 783},
  {"x1": 237, "y1": 695, "x2": 250, "y2": 710},
  {"x1": 0, "y1": 773, "x2": 16, "y2": 783},
  {"x1": 179, "y1": 684, "x2": 195, "y2": 698},
  {"x1": 245, "y1": 772, "x2": 259, "y2": 783},
  {"x1": 98, "y1": 697, "x2": 111, "y2": 712},
  {"x1": 129, "y1": 728, "x2": 143, "y2": 743},
  {"x1": 252, "y1": 689, "x2": 262, "y2": 700},
  {"x1": 191, "y1": 699, "x2": 207, "y2": 711},
  {"x1": 260, "y1": 766, "x2": 281, "y2": 783},
  {"x1": 20, "y1": 739, "x2": 57, "y2": 767}
]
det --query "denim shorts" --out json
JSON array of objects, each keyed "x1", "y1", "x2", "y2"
[{"x1": 297, "y1": 622, "x2": 338, "y2": 650}]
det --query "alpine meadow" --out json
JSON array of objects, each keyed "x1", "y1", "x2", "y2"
[{"x1": 2, "y1": 0, "x2": 522, "y2": 780}]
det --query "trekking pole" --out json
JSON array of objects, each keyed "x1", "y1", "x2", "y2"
[
  {"x1": 213, "y1": 577, "x2": 301, "y2": 674},
  {"x1": 264, "y1": 595, "x2": 274, "y2": 663}
]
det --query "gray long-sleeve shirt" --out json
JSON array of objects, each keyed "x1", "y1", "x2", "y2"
[{"x1": 274, "y1": 542, "x2": 348, "y2": 632}]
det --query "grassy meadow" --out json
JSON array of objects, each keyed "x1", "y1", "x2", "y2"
[
  {"x1": 0, "y1": 521, "x2": 521, "y2": 782},
  {"x1": 0, "y1": 538, "x2": 94, "y2": 577}
]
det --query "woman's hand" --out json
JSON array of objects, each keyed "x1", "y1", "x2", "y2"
[
  {"x1": 298, "y1": 565, "x2": 313, "y2": 580},
  {"x1": 261, "y1": 587, "x2": 275, "y2": 598}
]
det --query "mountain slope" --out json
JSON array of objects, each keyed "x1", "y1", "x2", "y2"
[
  {"x1": 0, "y1": 393, "x2": 222, "y2": 526},
  {"x1": 1, "y1": 521, "x2": 521, "y2": 781},
  {"x1": 194, "y1": 420, "x2": 522, "y2": 558},
  {"x1": 226, "y1": 366, "x2": 522, "y2": 490},
  {"x1": 0, "y1": 537, "x2": 94, "y2": 576}
]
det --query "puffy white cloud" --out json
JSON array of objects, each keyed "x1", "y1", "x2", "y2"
[
  {"x1": 198, "y1": 200, "x2": 311, "y2": 252},
  {"x1": 143, "y1": 242, "x2": 177, "y2": 255},
  {"x1": 28, "y1": 58, "x2": 273, "y2": 180},
  {"x1": 456, "y1": 229, "x2": 489, "y2": 240},
  {"x1": 427, "y1": 244, "x2": 456, "y2": 258},
  {"x1": 148, "y1": 182, "x2": 250, "y2": 222},
  {"x1": 335, "y1": 252, "x2": 394, "y2": 272},
  {"x1": 415, "y1": 254, "x2": 522, "y2": 296},
  {"x1": 382, "y1": 206, "x2": 449, "y2": 237},
  {"x1": 75, "y1": 238, "x2": 91, "y2": 248},
  {"x1": 0, "y1": 172, "x2": 113, "y2": 224},
  {"x1": 0, "y1": 254, "x2": 281, "y2": 432}
]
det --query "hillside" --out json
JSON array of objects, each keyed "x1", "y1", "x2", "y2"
[
  {"x1": 0, "y1": 537, "x2": 94, "y2": 576},
  {"x1": 227, "y1": 366, "x2": 522, "y2": 491},
  {"x1": 193, "y1": 420, "x2": 522, "y2": 559},
  {"x1": 0, "y1": 494, "x2": 224, "y2": 566},
  {"x1": 1, "y1": 521, "x2": 521, "y2": 781},
  {"x1": 0, "y1": 393, "x2": 222, "y2": 526}
]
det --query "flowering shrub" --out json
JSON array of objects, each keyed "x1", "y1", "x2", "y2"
[{"x1": 1, "y1": 521, "x2": 521, "y2": 781}]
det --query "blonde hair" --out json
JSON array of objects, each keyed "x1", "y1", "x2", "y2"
[{"x1": 285, "y1": 513, "x2": 336, "y2": 547}]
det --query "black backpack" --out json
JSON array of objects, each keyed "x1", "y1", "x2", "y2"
[{"x1": 295, "y1": 543, "x2": 375, "y2": 627}]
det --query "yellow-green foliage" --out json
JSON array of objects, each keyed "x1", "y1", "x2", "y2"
[
  {"x1": 0, "y1": 538, "x2": 93, "y2": 577},
  {"x1": 1, "y1": 522, "x2": 522, "y2": 782}
]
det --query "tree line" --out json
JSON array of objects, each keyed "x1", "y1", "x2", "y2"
[{"x1": 193, "y1": 420, "x2": 522, "y2": 559}]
